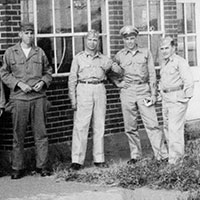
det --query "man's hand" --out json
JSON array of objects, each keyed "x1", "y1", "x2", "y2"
[
  {"x1": 72, "y1": 103, "x2": 77, "y2": 111},
  {"x1": 150, "y1": 95, "x2": 157, "y2": 105},
  {"x1": 0, "y1": 108, "x2": 3, "y2": 117},
  {"x1": 111, "y1": 62, "x2": 122, "y2": 74},
  {"x1": 33, "y1": 81, "x2": 45, "y2": 92},
  {"x1": 17, "y1": 82, "x2": 32, "y2": 93},
  {"x1": 71, "y1": 99, "x2": 77, "y2": 111}
]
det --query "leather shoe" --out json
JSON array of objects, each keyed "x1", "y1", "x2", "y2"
[
  {"x1": 11, "y1": 169, "x2": 25, "y2": 179},
  {"x1": 36, "y1": 168, "x2": 51, "y2": 177},
  {"x1": 94, "y1": 162, "x2": 109, "y2": 168},
  {"x1": 127, "y1": 158, "x2": 138, "y2": 165},
  {"x1": 69, "y1": 163, "x2": 82, "y2": 171},
  {"x1": 161, "y1": 158, "x2": 168, "y2": 163}
]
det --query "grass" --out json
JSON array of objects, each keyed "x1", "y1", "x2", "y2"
[{"x1": 55, "y1": 138, "x2": 200, "y2": 195}]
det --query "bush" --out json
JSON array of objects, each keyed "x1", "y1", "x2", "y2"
[{"x1": 55, "y1": 139, "x2": 200, "y2": 195}]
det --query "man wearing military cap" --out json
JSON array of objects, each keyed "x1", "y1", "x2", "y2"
[
  {"x1": 111, "y1": 25, "x2": 168, "y2": 164},
  {"x1": 159, "y1": 36, "x2": 194, "y2": 164},
  {"x1": 68, "y1": 29, "x2": 115, "y2": 170},
  {"x1": 0, "y1": 21, "x2": 52, "y2": 179},
  {"x1": 119, "y1": 25, "x2": 139, "y2": 37}
]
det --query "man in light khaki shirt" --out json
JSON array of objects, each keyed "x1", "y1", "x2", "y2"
[
  {"x1": 111, "y1": 25, "x2": 168, "y2": 164},
  {"x1": 68, "y1": 30, "x2": 113, "y2": 170},
  {"x1": 160, "y1": 36, "x2": 194, "y2": 164}
]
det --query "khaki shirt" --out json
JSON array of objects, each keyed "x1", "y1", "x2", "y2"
[
  {"x1": 114, "y1": 46, "x2": 157, "y2": 96},
  {"x1": 68, "y1": 50, "x2": 112, "y2": 104},
  {"x1": 0, "y1": 42, "x2": 52, "y2": 100},
  {"x1": 0, "y1": 80, "x2": 5, "y2": 108},
  {"x1": 160, "y1": 54, "x2": 194, "y2": 98}
]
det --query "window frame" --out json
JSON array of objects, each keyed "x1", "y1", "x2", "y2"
[
  {"x1": 32, "y1": 0, "x2": 110, "y2": 76},
  {"x1": 177, "y1": 0, "x2": 200, "y2": 67},
  {"x1": 131, "y1": 0, "x2": 165, "y2": 68}
]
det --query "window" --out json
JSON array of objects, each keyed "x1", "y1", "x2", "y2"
[
  {"x1": 33, "y1": 0, "x2": 109, "y2": 75},
  {"x1": 126, "y1": 0, "x2": 164, "y2": 66},
  {"x1": 177, "y1": 2, "x2": 197, "y2": 66}
]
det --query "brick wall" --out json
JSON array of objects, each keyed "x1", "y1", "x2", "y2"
[
  {"x1": 0, "y1": 0, "x2": 178, "y2": 159},
  {"x1": 163, "y1": 0, "x2": 178, "y2": 41},
  {"x1": 0, "y1": 0, "x2": 20, "y2": 64}
]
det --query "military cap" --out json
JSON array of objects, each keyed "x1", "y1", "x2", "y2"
[
  {"x1": 119, "y1": 25, "x2": 139, "y2": 37},
  {"x1": 86, "y1": 29, "x2": 99, "y2": 39},
  {"x1": 20, "y1": 22, "x2": 34, "y2": 32},
  {"x1": 160, "y1": 36, "x2": 174, "y2": 47}
]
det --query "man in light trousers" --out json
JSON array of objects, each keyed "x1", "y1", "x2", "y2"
[
  {"x1": 159, "y1": 36, "x2": 194, "y2": 164},
  {"x1": 111, "y1": 25, "x2": 168, "y2": 164},
  {"x1": 68, "y1": 30, "x2": 114, "y2": 170}
]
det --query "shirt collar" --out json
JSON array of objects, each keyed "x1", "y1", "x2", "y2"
[
  {"x1": 84, "y1": 50, "x2": 101, "y2": 58},
  {"x1": 124, "y1": 45, "x2": 141, "y2": 55},
  {"x1": 163, "y1": 53, "x2": 176, "y2": 65},
  {"x1": 13, "y1": 42, "x2": 39, "y2": 52}
]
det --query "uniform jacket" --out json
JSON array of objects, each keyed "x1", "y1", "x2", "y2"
[
  {"x1": 113, "y1": 46, "x2": 157, "y2": 96},
  {"x1": 160, "y1": 54, "x2": 194, "y2": 102},
  {"x1": 0, "y1": 42, "x2": 52, "y2": 100},
  {"x1": 68, "y1": 50, "x2": 112, "y2": 105}
]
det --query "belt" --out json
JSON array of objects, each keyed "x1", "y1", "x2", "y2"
[
  {"x1": 78, "y1": 80, "x2": 104, "y2": 84},
  {"x1": 163, "y1": 85, "x2": 183, "y2": 93}
]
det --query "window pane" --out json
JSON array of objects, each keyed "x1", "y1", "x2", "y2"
[
  {"x1": 137, "y1": 35, "x2": 148, "y2": 48},
  {"x1": 177, "y1": 3, "x2": 184, "y2": 34},
  {"x1": 133, "y1": 0, "x2": 148, "y2": 31},
  {"x1": 101, "y1": 36, "x2": 108, "y2": 55},
  {"x1": 91, "y1": 0, "x2": 102, "y2": 32},
  {"x1": 178, "y1": 37, "x2": 186, "y2": 59},
  {"x1": 149, "y1": 0, "x2": 161, "y2": 31},
  {"x1": 187, "y1": 36, "x2": 197, "y2": 66},
  {"x1": 150, "y1": 34, "x2": 162, "y2": 66},
  {"x1": 73, "y1": 0, "x2": 88, "y2": 32},
  {"x1": 186, "y1": 3, "x2": 196, "y2": 34},
  {"x1": 75, "y1": 36, "x2": 85, "y2": 55},
  {"x1": 56, "y1": 37, "x2": 73, "y2": 73},
  {"x1": 37, "y1": 0, "x2": 53, "y2": 33},
  {"x1": 55, "y1": 0, "x2": 71, "y2": 33},
  {"x1": 37, "y1": 37, "x2": 55, "y2": 73}
]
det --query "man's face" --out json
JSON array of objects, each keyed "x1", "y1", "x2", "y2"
[
  {"x1": 86, "y1": 36, "x2": 99, "y2": 51},
  {"x1": 19, "y1": 30, "x2": 34, "y2": 46},
  {"x1": 160, "y1": 42, "x2": 175, "y2": 60},
  {"x1": 123, "y1": 35, "x2": 137, "y2": 50}
]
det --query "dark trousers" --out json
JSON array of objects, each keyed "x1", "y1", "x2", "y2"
[{"x1": 11, "y1": 98, "x2": 48, "y2": 170}]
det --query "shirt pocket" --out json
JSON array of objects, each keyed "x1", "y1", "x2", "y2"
[
  {"x1": 169, "y1": 67, "x2": 177, "y2": 74},
  {"x1": 122, "y1": 61, "x2": 132, "y2": 74},
  {"x1": 31, "y1": 59, "x2": 43, "y2": 76},
  {"x1": 135, "y1": 59, "x2": 148, "y2": 76},
  {"x1": 10, "y1": 60, "x2": 25, "y2": 77},
  {"x1": 79, "y1": 64, "x2": 90, "y2": 73}
]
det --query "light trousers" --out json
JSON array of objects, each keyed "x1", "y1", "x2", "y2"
[
  {"x1": 120, "y1": 85, "x2": 168, "y2": 160},
  {"x1": 71, "y1": 83, "x2": 106, "y2": 165}
]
